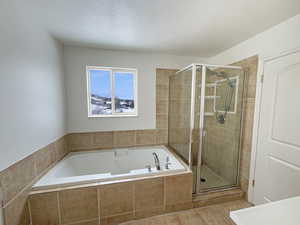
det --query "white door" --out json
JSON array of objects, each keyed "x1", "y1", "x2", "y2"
[{"x1": 254, "y1": 50, "x2": 300, "y2": 205}]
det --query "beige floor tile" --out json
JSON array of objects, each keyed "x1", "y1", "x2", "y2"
[
  {"x1": 101, "y1": 212, "x2": 134, "y2": 225},
  {"x1": 121, "y1": 200, "x2": 251, "y2": 225},
  {"x1": 65, "y1": 218, "x2": 99, "y2": 225},
  {"x1": 195, "y1": 205, "x2": 232, "y2": 225}
]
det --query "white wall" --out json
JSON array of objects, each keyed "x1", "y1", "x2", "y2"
[
  {"x1": 209, "y1": 13, "x2": 300, "y2": 64},
  {"x1": 208, "y1": 13, "x2": 300, "y2": 203},
  {"x1": 0, "y1": 1, "x2": 66, "y2": 171},
  {"x1": 64, "y1": 46, "x2": 202, "y2": 132}
]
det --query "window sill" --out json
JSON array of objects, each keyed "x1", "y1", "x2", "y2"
[{"x1": 88, "y1": 114, "x2": 138, "y2": 118}]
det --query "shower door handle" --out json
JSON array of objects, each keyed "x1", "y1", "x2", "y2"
[{"x1": 202, "y1": 129, "x2": 207, "y2": 137}]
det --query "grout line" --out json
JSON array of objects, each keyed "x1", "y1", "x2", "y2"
[
  {"x1": 132, "y1": 183, "x2": 136, "y2": 217},
  {"x1": 97, "y1": 187, "x2": 101, "y2": 225},
  {"x1": 102, "y1": 211, "x2": 134, "y2": 218},
  {"x1": 134, "y1": 130, "x2": 137, "y2": 146},
  {"x1": 57, "y1": 192, "x2": 62, "y2": 225},
  {"x1": 163, "y1": 177, "x2": 166, "y2": 211},
  {"x1": 27, "y1": 198, "x2": 33, "y2": 225}
]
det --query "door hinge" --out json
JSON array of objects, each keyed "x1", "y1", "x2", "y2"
[
  {"x1": 260, "y1": 74, "x2": 264, "y2": 83},
  {"x1": 252, "y1": 179, "x2": 255, "y2": 187}
]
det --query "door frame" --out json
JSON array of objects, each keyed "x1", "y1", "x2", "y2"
[{"x1": 248, "y1": 46, "x2": 300, "y2": 203}]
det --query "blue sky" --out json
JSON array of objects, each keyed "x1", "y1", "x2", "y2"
[{"x1": 90, "y1": 70, "x2": 134, "y2": 100}]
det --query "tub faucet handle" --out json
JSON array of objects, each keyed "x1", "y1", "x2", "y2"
[
  {"x1": 145, "y1": 165, "x2": 152, "y2": 172},
  {"x1": 165, "y1": 156, "x2": 171, "y2": 169}
]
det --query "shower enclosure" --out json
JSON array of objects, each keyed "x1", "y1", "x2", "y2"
[{"x1": 168, "y1": 64, "x2": 246, "y2": 194}]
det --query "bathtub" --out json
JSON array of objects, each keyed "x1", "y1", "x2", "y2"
[{"x1": 32, "y1": 145, "x2": 188, "y2": 191}]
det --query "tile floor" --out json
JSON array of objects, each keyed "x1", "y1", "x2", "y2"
[{"x1": 121, "y1": 200, "x2": 251, "y2": 225}]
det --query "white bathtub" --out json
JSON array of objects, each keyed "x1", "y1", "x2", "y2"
[{"x1": 32, "y1": 145, "x2": 187, "y2": 191}]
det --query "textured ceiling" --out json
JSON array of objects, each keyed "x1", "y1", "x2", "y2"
[{"x1": 5, "y1": 0, "x2": 300, "y2": 56}]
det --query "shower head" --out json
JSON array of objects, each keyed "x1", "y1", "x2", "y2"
[
  {"x1": 207, "y1": 69, "x2": 236, "y2": 125},
  {"x1": 208, "y1": 70, "x2": 235, "y2": 88},
  {"x1": 206, "y1": 68, "x2": 227, "y2": 78}
]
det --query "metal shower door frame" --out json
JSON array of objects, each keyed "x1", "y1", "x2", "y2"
[
  {"x1": 194, "y1": 64, "x2": 244, "y2": 194},
  {"x1": 188, "y1": 64, "x2": 197, "y2": 168},
  {"x1": 196, "y1": 65, "x2": 206, "y2": 193},
  {"x1": 174, "y1": 63, "x2": 244, "y2": 194}
]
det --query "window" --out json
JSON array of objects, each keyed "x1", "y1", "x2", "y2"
[{"x1": 87, "y1": 66, "x2": 137, "y2": 117}]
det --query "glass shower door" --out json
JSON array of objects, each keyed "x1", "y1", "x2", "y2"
[
  {"x1": 197, "y1": 65, "x2": 245, "y2": 192},
  {"x1": 168, "y1": 68, "x2": 193, "y2": 164},
  {"x1": 168, "y1": 63, "x2": 245, "y2": 194}
]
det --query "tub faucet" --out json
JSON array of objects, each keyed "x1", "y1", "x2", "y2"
[{"x1": 152, "y1": 152, "x2": 161, "y2": 170}]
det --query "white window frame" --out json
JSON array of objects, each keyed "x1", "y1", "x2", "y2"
[{"x1": 86, "y1": 66, "x2": 138, "y2": 117}]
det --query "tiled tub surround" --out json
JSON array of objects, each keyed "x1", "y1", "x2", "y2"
[
  {"x1": 28, "y1": 172, "x2": 193, "y2": 225},
  {"x1": 0, "y1": 136, "x2": 68, "y2": 225},
  {"x1": 32, "y1": 146, "x2": 187, "y2": 191},
  {"x1": 67, "y1": 129, "x2": 168, "y2": 152},
  {"x1": 0, "y1": 68, "x2": 177, "y2": 225}
]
